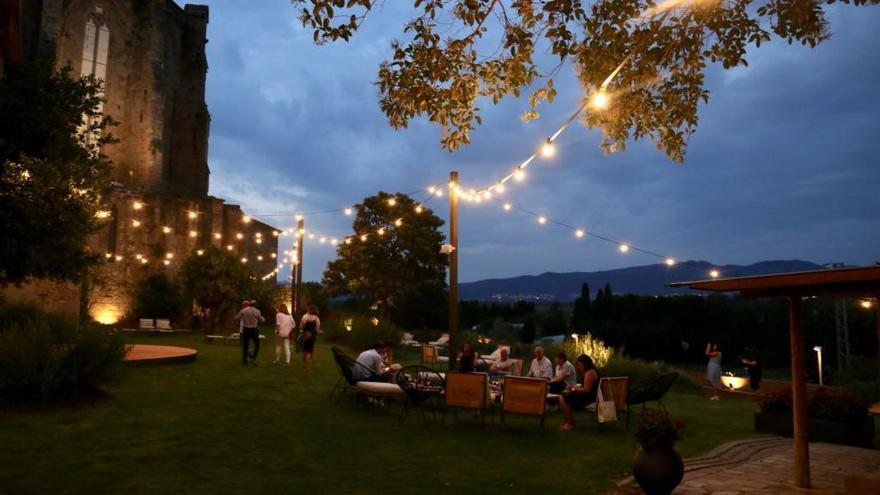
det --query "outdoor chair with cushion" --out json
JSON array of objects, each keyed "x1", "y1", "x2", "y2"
[
  {"x1": 478, "y1": 345, "x2": 511, "y2": 365},
  {"x1": 443, "y1": 371, "x2": 490, "y2": 427},
  {"x1": 138, "y1": 319, "x2": 156, "y2": 333},
  {"x1": 204, "y1": 334, "x2": 225, "y2": 344},
  {"x1": 585, "y1": 376, "x2": 630, "y2": 431},
  {"x1": 501, "y1": 376, "x2": 548, "y2": 430},
  {"x1": 422, "y1": 345, "x2": 449, "y2": 369},
  {"x1": 428, "y1": 333, "x2": 450, "y2": 347},
  {"x1": 330, "y1": 347, "x2": 405, "y2": 403},
  {"x1": 396, "y1": 365, "x2": 445, "y2": 424},
  {"x1": 626, "y1": 371, "x2": 679, "y2": 427},
  {"x1": 156, "y1": 319, "x2": 174, "y2": 333},
  {"x1": 400, "y1": 332, "x2": 421, "y2": 347}
]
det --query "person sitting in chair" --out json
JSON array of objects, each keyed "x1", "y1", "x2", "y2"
[
  {"x1": 559, "y1": 354, "x2": 600, "y2": 431},
  {"x1": 353, "y1": 342, "x2": 391, "y2": 382},
  {"x1": 527, "y1": 346, "x2": 553, "y2": 379},
  {"x1": 489, "y1": 348, "x2": 514, "y2": 376},
  {"x1": 548, "y1": 351, "x2": 577, "y2": 394}
]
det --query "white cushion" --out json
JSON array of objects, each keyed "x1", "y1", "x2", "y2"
[
  {"x1": 139, "y1": 319, "x2": 155, "y2": 329},
  {"x1": 156, "y1": 319, "x2": 172, "y2": 330},
  {"x1": 356, "y1": 381, "x2": 405, "y2": 398}
]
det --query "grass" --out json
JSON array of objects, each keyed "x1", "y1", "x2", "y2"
[{"x1": 0, "y1": 334, "x2": 764, "y2": 495}]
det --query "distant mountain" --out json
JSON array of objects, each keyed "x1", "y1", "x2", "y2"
[{"x1": 458, "y1": 260, "x2": 824, "y2": 302}]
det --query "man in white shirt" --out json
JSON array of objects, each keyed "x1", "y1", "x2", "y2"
[
  {"x1": 527, "y1": 346, "x2": 553, "y2": 379},
  {"x1": 353, "y1": 342, "x2": 390, "y2": 382},
  {"x1": 489, "y1": 348, "x2": 514, "y2": 376},
  {"x1": 234, "y1": 301, "x2": 265, "y2": 365}
]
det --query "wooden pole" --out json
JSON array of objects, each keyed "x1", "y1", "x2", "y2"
[
  {"x1": 875, "y1": 299, "x2": 879, "y2": 378},
  {"x1": 293, "y1": 218, "x2": 304, "y2": 319},
  {"x1": 788, "y1": 295, "x2": 810, "y2": 488},
  {"x1": 448, "y1": 171, "x2": 459, "y2": 368}
]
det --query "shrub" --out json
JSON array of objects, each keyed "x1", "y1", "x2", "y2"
[
  {"x1": 320, "y1": 313, "x2": 403, "y2": 353},
  {"x1": 562, "y1": 332, "x2": 614, "y2": 368},
  {"x1": 844, "y1": 381, "x2": 880, "y2": 408},
  {"x1": 0, "y1": 303, "x2": 126, "y2": 403},
  {"x1": 131, "y1": 273, "x2": 187, "y2": 323},
  {"x1": 635, "y1": 412, "x2": 684, "y2": 449},
  {"x1": 807, "y1": 389, "x2": 867, "y2": 423}
]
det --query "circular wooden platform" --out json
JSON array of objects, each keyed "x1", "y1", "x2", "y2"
[{"x1": 123, "y1": 344, "x2": 197, "y2": 367}]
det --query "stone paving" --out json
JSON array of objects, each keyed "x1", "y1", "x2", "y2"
[{"x1": 612, "y1": 438, "x2": 880, "y2": 494}]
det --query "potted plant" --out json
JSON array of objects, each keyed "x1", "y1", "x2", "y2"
[
  {"x1": 754, "y1": 388, "x2": 875, "y2": 447},
  {"x1": 631, "y1": 412, "x2": 685, "y2": 495}
]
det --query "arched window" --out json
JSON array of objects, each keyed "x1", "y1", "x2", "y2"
[{"x1": 79, "y1": 17, "x2": 109, "y2": 145}]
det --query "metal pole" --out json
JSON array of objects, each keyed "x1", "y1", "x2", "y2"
[
  {"x1": 294, "y1": 218, "x2": 304, "y2": 319},
  {"x1": 788, "y1": 296, "x2": 811, "y2": 489},
  {"x1": 448, "y1": 171, "x2": 459, "y2": 369}
]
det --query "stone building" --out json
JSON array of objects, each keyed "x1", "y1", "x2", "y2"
[{"x1": 2, "y1": 0, "x2": 280, "y2": 324}]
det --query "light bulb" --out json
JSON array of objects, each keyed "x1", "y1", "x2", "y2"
[
  {"x1": 308, "y1": 234, "x2": 315, "y2": 239},
  {"x1": 115, "y1": 255, "x2": 123, "y2": 261},
  {"x1": 394, "y1": 219, "x2": 403, "y2": 227},
  {"x1": 319, "y1": 237, "x2": 326, "y2": 243},
  {"x1": 665, "y1": 258, "x2": 676, "y2": 266},
  {"x1": 344, "y1": 208, "x2": 353, "y2": 216},
  {"x1": 270, "y1": 253, "x2": 276, "y2": 258},
  {"x1": 482, "y1": 190, "x2": 491, "y2": 200},
  {"x1": 360, "y1": 235, "x2": 368, "y2": 242},
  {"x1": 188, "y1": 211, "x2": 198, "y2": 219},
  {"x1": 495, "y1": 183, "x2": 505, "y2": 194},
  {"x1": 165, "y1": 253, "x2": 174, "y2": 259},
  {"x1": 133, "y1": 201, "x2": 143, "y2": 210},
  {"x1": 514, "y1": 169, "x2": 526, "y2": 181},
  {"x1": 242, "y1": 215, "x2": 251, "y2": 223},
  {"x1": 256, "y1": 238, "x2": 262, "y2": 244},
  {"x1": 162, "y1": 226, "x2": 172, "y2": 234},
  {"x1": 538, "y1": 216, "x2": 547, "y2": 224},
  {"x1": 415, "y1": 205, "x2": 423, "y2": 213},
  {"x1": 96, "y1": 210, "x2": 111, "y2": 219},
  {"x1": 345, "y1": 238, "x2": 352, "y2": 245},
  {"x1": 503, "y1": 203, "x2": 512, "y2": 211},
  {"x1": 257, "y1": 255, "x2": 263, "y2": 261},
  {"x1": 236, "y1": 233, "x2": 243, "y2": 240},
  {"x1": 377, "y1": 228, "x2": 385, "y2": 236},
  {"x1": 540, "y1": 139, "x2": 556, "y2": 158},
  {"x1": 709, "y1": 269, "x2": 720, "y2": 278},
  {"x1": 575, "y1": 229, "x2": 585, "y2": 238},
  {"x1": 163, "y1": 260, "x2": 170, "y2": 266},
  {"x1": 435, "y1": 189, "x2": 443, "y2": 197},
  {"x1": 214, "y1": 233, "x2": 222, "y2": 239},
  {"x1": 330, "y1": 239, "x2": 338, "y2": 246},
  {"x1": 295, "y1": 214, "x2": 304, "y2": 221},
  {"x1": 226, "y1": 245, "x2": 234, "y2": 251},
  {"x1": 241, "y1": 258, "x2": 248, "y2": 263},
  {"x1": 387, "y1": 198, "x2": 396, "y2": 207},
  {"x1": 189, "y1": 230, "x2": 198, "y2": 238},
  {"x1": 132, "y1": 220, "x2": 141, "y2": 227},
  {"x1": 428, "y1": 186, "x2": 436, "y2": 194},
  {"x1": 619, "y1": 243, "x2": 630, "y2": 253},
  {"x1": 196, "y1": 250, "x2": 204, "y2": 256}
]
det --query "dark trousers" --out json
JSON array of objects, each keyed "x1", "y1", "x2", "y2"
[{"x1": 241, "y1": 327, "x2": 260, "y2": 363}]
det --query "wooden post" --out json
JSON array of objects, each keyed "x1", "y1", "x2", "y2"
[
  {"x1": 875, "y1": 298, "x2": 880, "y2": 377},
  {"x1": 293, "y1": 218, "x2": 304, "y2": 319},
  {"x1": 448, "y1": 171, "x2": 459, "y2": 369},
  {"x1": 788, "y1": 295, "x2": 811, "y2": 488}
]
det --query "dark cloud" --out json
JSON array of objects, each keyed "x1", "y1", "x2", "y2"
[{"x1": 183, "y1": 1, "x2": 880, "y2": 282}]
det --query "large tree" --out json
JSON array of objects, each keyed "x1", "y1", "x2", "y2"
[
  {"x1": 0, "y1": 62, "x2": 114, "y2": 284},
  {"x1": 293, "y1": 0, "x2": 876, "y2": 161},
  {"x1": 322, "y1": 191, "x2": 447, "y2": 327}
]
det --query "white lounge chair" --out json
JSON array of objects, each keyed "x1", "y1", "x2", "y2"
[
  {"x1": 138, "y1": 319, "x2": 156, "y2": 333},
  {"x1": 156, "y1": 319, "x2": 174, "y2": 333},
  {"x1": 400, "y1": 332, "x2": 421, "y2": 347},
  {"x1": 479, "y1": 345, "x2": 511, "y2": 364},
  {"x1": 428, "y1": 333, "x2": 450, "y2": 347}
]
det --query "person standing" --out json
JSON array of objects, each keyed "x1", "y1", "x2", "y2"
[
  {"x1": 274, "y1": 303, "x2": 295, "y2": 366},
  {"x1": 742, "y1": 345, "x2": 763, "y2": 392},
  {"x1": 300, "y1": 303, "x2": 321, "y2": 375},
  {"x1": 234, "y1": 300, "x2": 265, "y2": 365},
  {"x1": 705, "y1": 343, "x2": 723, "y2": 400}
]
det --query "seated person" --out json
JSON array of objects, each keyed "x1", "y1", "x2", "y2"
[
  {"x1": 458, "y1": 341, "x2": 480, "y2": 372},
  {"x1": 526, "y1": 346, "x2": 553, "y2": 379},
  {"x1": 559, "y1": 354, "x2": 600, "y2": 431},
  {"x1": 353, "y1": 342, "x2": 391, "y2": 382},
  {"x1": 489, "y1": 348, "x2": 514, "y2": 376},
  {"x1": 548, "y1": 351, "x2": 577, "y2": 394}
]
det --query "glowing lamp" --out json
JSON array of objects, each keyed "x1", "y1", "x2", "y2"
[
  {"x1": 214, "y1": 233, "x2": 222, "y2": 239},
  {"x1": 188, "y1": 211, "x2": 198, "y2": 219},
  {"x1": 189, "y1": 230, "x2": 198, "y2": 238},
  {"x1": 538, "y1": 216, "x2": 547, "y2": 224},
  {"x1": 196, "y1": 250, "x2": 204, "y2": 256},
  {"x1": 709, "y1": 269, "x2": 720, "y2": 279},
  {"x1": 575, "y1": 229, "x2": 585, "y2": 238},
  {"x1": 344, "y1": 208, "x2": 353, "y2": 216},
  {"x1": 360, "y1": 235, "x2": 368, "y2": 242},
  {"x1": 132, "y1": 201, "x2": 143, "y2": 210},
  {"x1": 503, "y1": 203, "x2": 512, "y2": 211},
  {"x1": 514, "y1": 169, "x2": 526, "y2": 181},
  {"x1": 394, "y1": 219, "x2": 403, "y2": 227},
  {"x1": 131, "y1": 220, "x2": 141, "y2": 227},
  {"x1": 415, "y1": 205, "x2": 423, "y2": 213},
  {"x1": 540, "y1": 139, "x2": 556, "y2": 158},
  {"x1": 619, "y1": 244, "x2": 630, "y2": 253},
  {"x1": 387, "y1": 198, "x2": 397, "y2": 207},
  {"x1": 241, "y1": 258, "x2": 248, "y2": 263},
  {"x1": 162, "y1": 226, "x2": 172, "y2": 234},
  {"x1": 665, "y1": 258, "x2": 676, "y2": 266},
  {"x1": 590, "y1": 90, "x2": 609, "y2": 110},
  {"x1": 242, "y1": 215, "x2": 251, "y2": 223}
]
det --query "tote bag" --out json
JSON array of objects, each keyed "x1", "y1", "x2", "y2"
[{"x1": 596, "y1": 381, "x2": 618, "y2": 423}]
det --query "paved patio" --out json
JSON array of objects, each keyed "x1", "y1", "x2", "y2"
[{"x1": 613, "y1": 438, "x2": 880, "y2": 494}]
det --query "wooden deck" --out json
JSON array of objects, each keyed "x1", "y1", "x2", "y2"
[{"x1": 123, "y1": 344, "x2": 197, "y2": 367}]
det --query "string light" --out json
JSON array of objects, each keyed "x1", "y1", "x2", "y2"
[
  {"x1": 241, "y1": 257, "x2": 248, "y2": 263},
  {"x1": 540, "y1": 139, "x2": 556, "y2": 158},
  {"x1": 344, "y1": 208, "x2": 353, "y2": 216},
  {"x1": 590, "y1": 90, "x2": 610, "y2": 110},
  {"x1": 295, "y1": 214, "x2": 304, "y2": 221},
  {"x1": 360, "y1": 234, "x2": 368, "y2": 242},
  {"x1": 115, "y1": 255, "x2": 123, "y2": 261},
  {"x1": 96, "y1": 210, "x2": 111, "y2": 219},
  {"x1": 256, "y1": 238, "x2": 262, "y2": 244},
  {"x1": 188, "y1": 211, "x2": 198, "y2": 219},
  {"x1": 514, "y1": 169, "x2": 526, "y2": 181},
  {"x1": 196, "y1": 250, "x2": 204, "y2": 256},
  {"x1": 394, "y1": 219, "x2": 403, "y2": 227},
  {"x1": 132, "y1": 201, "x2": 143, "y2": 210},
  {"x1": 575, "y1": 229, "x2": 585, "y2": 238},
  {"x1": 226, "y1": 245, "x2": 234, "y2": 251},
  {"x1": 619, "y1": 244, "x2": 630, "y2": 253},
  {"x1": 538, "y1": 216, "x2": 547, "y2": 224},
  {"x1": 377, "y1": 228, "x2": 385, "y2": 236},
  {"x1": 165, "y1": 253, "x2": 174, "y2": 259},
  {"x1": 163, "y1": 260, "x2": 171, "y2": 266},
  {"x1": 214, "y1": 233, "x2": 222, "y2": 240},
  {"x1": 131, "y1": 220, "x2": 141, "y2": 227},
  {"x1": 387, "y1": 198, "x2": 397, "y2": 207},
  {"x1": 665, "y1": 258, "x2": 676, "y2": 266},
  {"x1": 242, "y1": 215, "x2": 252, "y2": 224},
  {"x1": 503, "y1": 203, "x2": 512, "y2": 211},
  {"x1": 415, "y1": 205, "x2": 423, "y2": 213},
  {"x1": 709, "y1": 269, "x2": 720, "y2": 278},
  {"x1": 189, "y1": 230, "x2": 198, "y2": 238},
  {"x1": 236, "y1": 233, "x2": 244, "y2": 240},
  {"x1": 162, "y1": 226, "x2": 172, "y2": 234}
]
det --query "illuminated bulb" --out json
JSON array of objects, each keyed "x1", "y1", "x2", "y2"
[
  {"x1": 387, "y1": 198, "x2": 397, "y2": 207},
  {"x1": 226, "y1": 245, "x2": 234, "y2": 251},
  {"x1": 538, "y1": 216, "x2": 547, "y2": 224},
  {"x1": 448, "y1": 180, "x2": 456, "y2": 189},
  {"x1": 241, "y1": 258, "x2": 248, "y2": 263},
  {"x1": 330, "y1": 239, "x2": 338, "y2": 246},
  {"x1": 235, "y1": 232, "x2": 243, "y2": 240},
  {"x1": 257, "y1": 255, "x2": 263, "y2": 261},
  {"x1": 96, "y1": 210, "x2": 111, "y2": 219},
  {"x1": 135, "y1": 254, "x2": 143, "y2": 260},
  {"x1": 590, "y1": 90, "x2": 610, "y2": 110},
  {"x1": 255, "y1": 232, "x2": 262, "y2": 238},
  {"x1": 428, "y1": 186, "x2": 436, "y2": 194},
  {"x1": 163, "y1": 260, "x2": 171, "y2": 266},
  {"x1": 474, "y1": 195, "x2": 483, "y2": 204},
  {"x1": 196, "y1": 250, "x2": 204, "y2": 256},
  {"x1": 619, "y1": 244, "x2": 630, "y2": 253},
  {"x1": 482, "y1": 190, "x2": 492, "y2": 200},
  {"x1": 360, "y1": 235, "x2": 368, "y2": 242},
  {"x1": 345, "y1": 239, "x2": 352, "y2": 245},
  {"x1": 140, "y1": 258, "x2": 148, "y2": 264},
  {"x1": 319, "y1": 237, "x2": 326, "y2": 243},
  {"x1": 131, "y1": 220, "x2": 141, "y2": 227},
  {"x1": 415, "y1": 205, "x2": 423, "y2": 214},
  {"x1": 256, "y1": 238, "x2": 262, "y2": 244},
  {"x1": 308, "y1": 234, "x2": 315, "y2": 240},
  {"x1": 162, "y1": 226, "x2": 172, "y2": 234},
  {"x1": 189, "y1": 230, "x2": 198, "y2": 238},
  {"x1": 343, "y1": 208, "x2": 353, "y2": 217},
  {"x1": 860, "y1": 299, "x2": 874, "y2": 309},
  {"x1": 377, "y1": 228, "x2": 385, "y2": 236},
  {"x1": 435, "y1": 189, "x2": 443, "y2": 198},
  {"x1": 540, "y1": 139, "x2": 556, "y2": 158},
  {"x1": 115, "y1": 255, "x2": 123, "y2": 261},
  {"x1": 514, "y1": 169, "x2": 526, "y2": 181},
  {"x1": 188, "y1": 211, "x2": 198, "y2": 219},
  {"x1": 165, "y1": 253, "x2": 174, "y2": 259},
  {"x1": 297, "y1": 228, "x2": 304, "y2": 236},
  {"x1": 709, "y1": 269, "x2": 720, "y2": 279},
  {"x1": 575, "y1": 229, "x2": 585, "y2": 238},
  {"x1": 394, "y1": 219, "x2": 403, "y2": 227},
  {"x1": 242, "y1": 215, "x2": 251, "y2": 223},
  {"x1": 295, "y1": 214, "x2": 304, "y2": 221},
  {"x1": 665, "y1": 258, "x2": 676, "y2": 266},
  {"x1": 270, "y1": 253, "x2": 276, "y2": 258},
  {"x1": 272, "y1": 231, "x2": 279, "y2": 236},
  {"x1": 132, "y1": 201, "x2": 143, "y2": 210},
  {"x1": 495, "y1": 183, "x2": 505, "y2": 194},
  {"x1": 105, "y1": 253, "x2": 113, "y2": 259},
  {"x1": 214, "y1": 233, "x2": 222, "y2": 239}
]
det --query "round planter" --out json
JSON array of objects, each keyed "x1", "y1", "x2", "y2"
[{"x1": 631, "y1": 444, "x2": 684, "y2": 495}]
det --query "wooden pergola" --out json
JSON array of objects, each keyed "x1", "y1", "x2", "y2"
[{"x1": 669, "y1": 265, "x2": 880, "y2": 489}]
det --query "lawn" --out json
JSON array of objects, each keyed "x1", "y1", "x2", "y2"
[{"x1": 0, "y1": 334, "x2": 763, "y2": 495}]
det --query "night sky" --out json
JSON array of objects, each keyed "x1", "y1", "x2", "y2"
[{"x1": 181, "y1": 1, "x2": 880, "y2": 282}]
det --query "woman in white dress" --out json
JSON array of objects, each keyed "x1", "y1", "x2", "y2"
[
  {"x1": 705, "y1": 343, "x2": 723, "y2": 400},
  {"x1": 274, "y1": 304, "x2": 295, "y2": 366}
]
